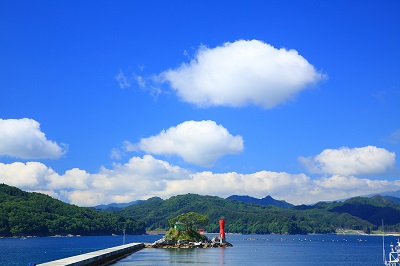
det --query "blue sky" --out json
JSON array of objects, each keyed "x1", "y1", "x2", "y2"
[{"x1": 1, "y1": 0, "x2": 399, "y2": 206}]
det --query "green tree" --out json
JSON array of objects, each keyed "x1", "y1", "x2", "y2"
[{"x1": 168, "y1": 212, "x2": 209, "y2": 230}]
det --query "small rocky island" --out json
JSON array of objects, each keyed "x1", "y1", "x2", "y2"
[{"x1": 145, "y1": 212, "x2": 233, "y2": 248}]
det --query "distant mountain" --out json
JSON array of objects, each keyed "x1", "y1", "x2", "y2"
[
  {"x1": 363, "y1": 190, "x2": 400, "y2": 199},
  {"x1": 226, "y1": 195, "x2": 293, "y2": 209},
  {"x1": 94, "y1": 200, "x2": 140, "y2": 210},
  {"x1": 379, "y1": 190, "x2": 400, "y2": 198},
  {"x1": 299, "y1": 195, "x2": 400, "y2": 229},
  {"x1": 383, "y1": 195, "x2": 400, "y2": 203},
  {"x1": 369, "y1": 192, "x2": 400, "y2": 204}
]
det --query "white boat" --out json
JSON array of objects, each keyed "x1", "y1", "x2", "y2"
[
  {"x1": 385, "y1": 239, "x2": 400, "y2": 266},
  {"x1": 383, "y1": 220, "x2": 400, "y2": 266}
]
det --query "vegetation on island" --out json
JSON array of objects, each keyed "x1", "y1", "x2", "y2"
[
  {"x1": 168, "y1": 212, "x2": 209, "y2": 230},
  {"x1": 0, "y1": 184, "x2": 145, "y2": 237},
  {"x1": 165, "y1": 212, "x2": 209, "y2": 242}
]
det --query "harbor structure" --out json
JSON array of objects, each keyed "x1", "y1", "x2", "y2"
[{"x1": 219, "y1": 218, "x2": 226, "y2": 243}]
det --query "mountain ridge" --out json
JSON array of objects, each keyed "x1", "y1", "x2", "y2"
[{"x1": 226, "y1": 194, "x2": 293, "y2": 208}]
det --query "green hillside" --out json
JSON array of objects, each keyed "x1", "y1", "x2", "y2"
[
  {"x1": 0, "y1": 184, "x2": 145, "y2": 237},
  {"x1": 304, "y1": 195, "x2": 400, "y2": 231},
  {"x1": 116, "y1": 193, "x2": 374, "y2": 234},
  {"x1": 3, "y1": 183, "x2": 399, "y2": 237}
]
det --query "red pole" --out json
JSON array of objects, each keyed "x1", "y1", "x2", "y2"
[{"x1": 219, "y1": 218, "x2": 225, "y2": 243}]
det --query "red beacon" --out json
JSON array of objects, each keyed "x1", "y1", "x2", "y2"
[{"x1": 219, "y1": 218, "x2": 226, "y2": 243}]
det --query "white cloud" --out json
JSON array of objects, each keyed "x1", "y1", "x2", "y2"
[
  {"x1": 161, "y1": 171, "x2": 400, "y2": 205},
  {"x1": 115, "y1": 70, "x2": 131, "y2": 89},
  {"x1": 48, "y1": 168, "x2": 92, "y2": 190},
  {"x1": 161, "y1": 39, "x2": 325, "y2": 108},
  {"x1": 387, "y1": 129, "x2": 400, "y2": 144},
  {"x1": 0, "y1": 118, "x2": 66, "y2": 159},
  {"x1": 299, "y1": 146, "x2": 396, "y2": 176},
  {"x1": 116, "y1": 69, "x2": 163, "y2": 101},
  {"x1": 0, "y1": 161, "x2": 57, "y2": 189},
  {"x1": 133, "y1": 120, "x2": 244, "y2": 167},
  {"x1": 159, "y1": 171, "x2": 311, "y2": 200},
  {"x1": 0, "y1": 155, "x2": 191, "y2": 206},
  {"x1": 1, "y1": 155, "x2": 399, "y2": 206},
  {"x1": 110, "y1": 148, "x2": 123, "y2": 160}
]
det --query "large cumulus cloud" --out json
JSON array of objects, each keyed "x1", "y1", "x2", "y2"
[
  {"x1": 0, "y1": 118, "x2": 66, "y2": 159},
  {"x1": 127, "y1": 120, "x2": 244, "y2": 167},
  {"x1": 299, "y1": 146, "x2": 395, "y2": 176},
  {"x1": 161, "y1": 39, "x2": 325, "y2": 108}
]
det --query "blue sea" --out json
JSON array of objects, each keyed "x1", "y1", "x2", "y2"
[{"x1": 0, "y1": 234, "x2": 394, "y2": 265}]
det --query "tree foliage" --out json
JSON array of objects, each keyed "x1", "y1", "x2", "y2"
[
  {"x1": 168, "y1": 212, "x2": 209, "y2": 230},
  {"x1": 299, "y1": 195, "x2": 400, "y2": 232},
  {"x1": 165, "y1": 227, "x2": 208, "y2": 242},
  {"x1": 165, "y1": 212, "x2": 209, "y2": 242},
  {"x1": 0, "y1": 184, "x2": 145, "y2": 237}
]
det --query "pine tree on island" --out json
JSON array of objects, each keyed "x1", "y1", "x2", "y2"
[{"x1": 166, "y1": 212, "x2": 210, "y2": 243}]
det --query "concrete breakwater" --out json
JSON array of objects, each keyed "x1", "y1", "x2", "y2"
[
  {"x1": 37, "y1": 242, "x2": 144, "y2": 266},
  {"x1": 35, "y1": 235, "x2": 231, "y2": 265}
]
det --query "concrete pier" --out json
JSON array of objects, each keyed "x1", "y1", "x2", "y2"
[{"x1": 37, "y1": 242, "x2": 144, "y2": 266}]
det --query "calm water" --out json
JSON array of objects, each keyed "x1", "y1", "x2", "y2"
[{"x1": 0, "y1": 234, "x2": 394, "y2": 265}]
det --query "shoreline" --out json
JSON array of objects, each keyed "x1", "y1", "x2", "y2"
[{"x1": 1, "y1": 231, "x2": 399, "y2": 239}]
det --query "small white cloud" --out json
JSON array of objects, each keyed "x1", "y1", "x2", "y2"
[
  {"x1": 122, "y1": 141, "x2": 138, "y2": 152},
  {"x1": 0, "y1": 118, "x2": 66, "y2": 159},
  {"x1": 161, "y1": 39, "x2": 325, "y2": 108},
  {"x1": 110, "y1": 148, "x2": 123, "y2": 160},
  {"x1": 135, "y1": 75, "x2": 146, "y2": 89},
  {"x1": 134, "y1": 120, "x2": 244, "y2": 167},
  {"x1": 117, "y1": 70, "x2": 162, "y2": 101},
  {"x1": 387, "y1": 129, "x2": 400, "y2": 144},
  {"x1": 109, "y1": 141, "x2": 138, "y2": 160},
  {"x1": 299, "y1": 146, "x2": 396, "y2": 176},
  {"x1": 115, "y1": 70, "x2": 131, "y2": 89}
]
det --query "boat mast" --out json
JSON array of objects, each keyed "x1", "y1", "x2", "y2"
[{"x1": 383, "y1": 219, "x2": 387, "y2": 264}]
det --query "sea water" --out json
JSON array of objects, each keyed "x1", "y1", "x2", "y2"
[
  {"x1": 0, "y1": 234, "x2": 393, "y2": 265},
  {"x1": 0, "y1": 235, "x2": 161, "y2": 266},
  {"x1": 118, "y1": 234, "x2": 388, "y2": 265}
]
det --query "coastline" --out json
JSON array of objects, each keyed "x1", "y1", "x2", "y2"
[{"x1": 2, "y1": 230, "x2": 399, "y2": 239}]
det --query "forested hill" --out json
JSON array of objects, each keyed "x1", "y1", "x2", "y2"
[
  {"x1": 3, "y1": 183, "x2": 400, "y2": 237},
  {"x1": 294, "y1": 195, "x2": 400, "y2": 231},
  {"x1": 116, "y1": 193, "x2": 374, "y2": 234},
  {"x1": 0, "y1": 184, "x2": 145, "y2": 237}
]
